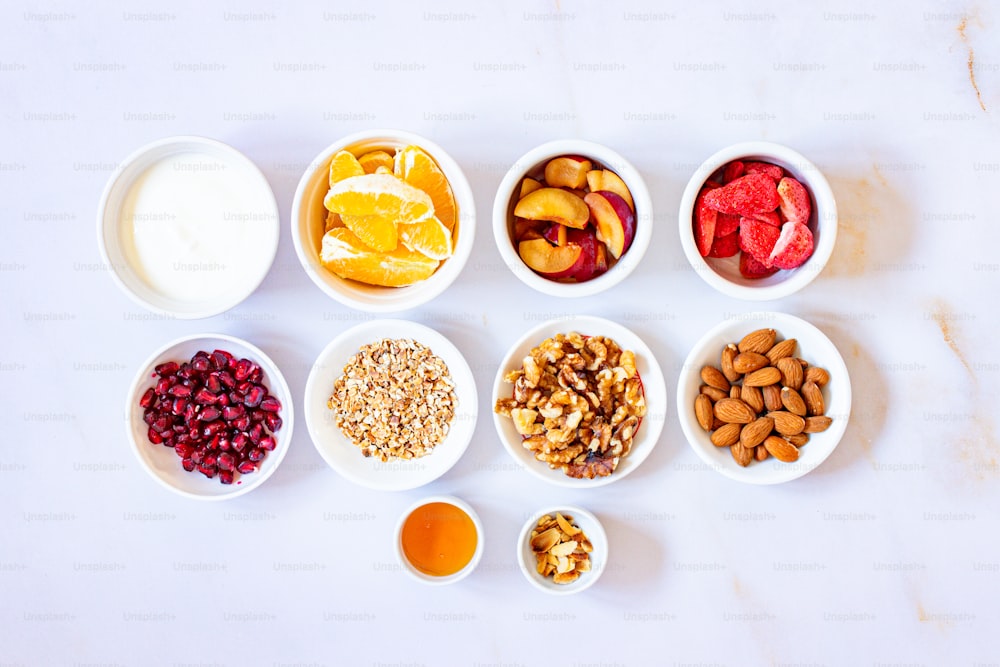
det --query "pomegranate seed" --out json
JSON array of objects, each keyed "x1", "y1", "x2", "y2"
[
  {"x1": 171, "y1": 398, "x2": 188, "y2": 416},
  {"x1": 202, "y1": 421, "x2": 225, "y2": 438},
  {"x1": 234, "y1": 359, "x2": 253, "y2": 381},
  {"x1": 258, "y1": 436, "x2": 276, "y2": 452},
  {"x1": 210, "y1": 351, "x2": 229, "y2": 369},
  {"x1": 176, "y1": 364, "x2": 193, "y2": 380},
  {"x1": 193, "y1": 388, "x2": 217, "y2": 405},
  {"x1": 236, "y1": 381, "x2": 251, "y2": 396},
  {"x1": 248, "y1": 448, "x2": 264, "y2": 462},
  {"x1": 250, "y1": 410, "x2": 265, "y2": 423},
  {"x1": 264, "y1": 413, "x2": 282, "y2": 432},
  {"x1": 147, "y1": 427, "x2": 163, "y2": 445},
  {"x1": 218, "y1": 452, "x2": 235, "y2": 471},
  {"x1": 155, "y1": 377, "x2": 172, "y2": 395},
  {"x1": 198, "y1": 407, "x2": 221, "y2": 422},
  {"x1": 213, "y1": 349, "x2": 234, "y2": 363},
  {"x1": 206, "y1": 434, "x2": 221, "y2": 451},
  {"x1": 232, "y1": 433, "x2": 248, "y2": 452},
  {"x1": 151, "y1": 416, "x2": 170, "y2": 433},
  {"x1": 260, "y1": 396, "x2": 281, "y2": 413},
  {"x1": 188, "y1": 427, "x2": 201, "y2": 441},
  {"x1": 168, "y1": 384, "x2": 191, "y2": 398},
  {"x1": 176, "y1": 432, "x2": 190, "y2": 444},
  {"x1": 218, "y1": 371, "x2": 235, "y2": 389},
  {"x1": 233, "y1": 415, "x2": 250, "y2": 431},
  {"x1": 248, "y1": 366, "x2": 262, "y2": 383},
  {"x1": 155, "y1": 361, "x2": 179, "y2": 376},
  {"x1": 143, "y1": 411, "x2": 156, "y2": 426},
  {"x1": 249, "y1": 423, "x2": 263, "y2": 445},
  {"x1": 204, "y1": 454, "x2": 217, "y2": 467},
  {"x1": 222, "y1": 404, "x2": 244, "y2": 421},
  {"x1": 218, "y1": 437, "x2": 231, "y2": 451},
  {"x1": 182, "y1": 458, "x2": 196, "y2": 472},
  {"x1": 218, "y1": 470, "x2": 234, "y2": 485},
  {"x1": 198, "y1": 463, "x2": 216, "y2": 478},
  {"x1": 216, "y1": 393, "x2": 230, "y2": 407},
  {"x1": 190, "y1": 450, "x2": 204, "y2": 464},
  {"x1": 191, "y1": 355, "x2": 210, "y2": 372},
  {"x1": 139, "y1": 388, "x2": 155, "y2": 409},
  {"x1": 174, "y1": 443, "x2": 194, "y2": 459},
  {"x1": 237, "y1": 461, "x2": 257, "y2": 474},
  {"x1": 206, "y1": 373, "x2": 222, "y2": 393},
  {"x1": 228, "y1": 391, "x2": 241, "y2": 405},
  {"x1": 243, "y1": 385, "x2": 264, "y2": 407},
  {"x1": 184, "y1": 403, "x2": 196, "y2": 422}
]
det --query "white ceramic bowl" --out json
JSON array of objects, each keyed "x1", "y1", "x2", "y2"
[
  {"x1": 517, "y1": 505, "x2": 607, "y2": 595},
  {"x1": 395, "y1": 495, "x2": 484, "y2": 585},
  {"x1": 125, "y1": 334, "x2": 294, "y2": 500},
  {"x1": 304, "y1": 319, "x2": 477, "y2": 491},
  {"x1": 98, "y1": 136, "x2": 280, "y2": 319},
  {"x1": 676, "y1": 312, "x2": 851, "y2": 484},
  {"x1": 678, "y1": 141, "x2": 837, "y2": 301},
  {"x1": 492, "y1": 139, "x2": 652, "y2": 298},
  {"x1": 291, "y1": 129, "x2": 475, "y2": 312},
  {"x1": 492, "y1": 316, "x2": 666, "y2": 487}
]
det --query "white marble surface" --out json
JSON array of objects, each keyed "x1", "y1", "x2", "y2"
[{"x1": 3, "y1": 0, "x2": 999, "y2": 665}]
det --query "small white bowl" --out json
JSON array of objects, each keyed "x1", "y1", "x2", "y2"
[
  {"x1": 517, "y1": 505, "x2": 607, "y2": 595},
  {"x1": 395, "y1": 495, "x2": 484, "y2": 585},
  {"x1": 676, "y1": 312, "x2": 851, "y2": 484},
  {"x1": 98, "y1": 136, "x2": 280, "y2": 319},
  {"x1": 125, "y1": 334, "x2": 294, "y2": 500},
  {"x1": 492, "y1": 316, "x2": 666, "y2": 488},
  {"x1": 492, "y1": 139, "x2": 652, "y2": 298},
  {"x1": 304, "y1": 319, "x2": 477, "y2": 491},
  {"x1": 291, "y1": 129, "x2": 475, "y2": 312},
  {"x1": 678, "y1": 141, "x2": 837, "y2": 301}
]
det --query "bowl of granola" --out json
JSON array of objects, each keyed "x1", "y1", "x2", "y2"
[
  {"x1": 492, "y1": 316, "x2": 666, "y2": 487},
  {"x1": 304, "y1": 319, "x2": 477, "y2": 490}
]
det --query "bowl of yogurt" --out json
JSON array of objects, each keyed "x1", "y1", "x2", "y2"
[{"x1": 98, "y1": 136, "x2": 280, "y2": 319}]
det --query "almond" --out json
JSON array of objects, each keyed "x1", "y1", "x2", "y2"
[
  {"x1": 738, "y1": 328, "x2": 776, "y2": 354},
  {"x1": 786, "y1": 433, "x2": 810, "y2": 446},
  {"x1": 762, "y1": 384, "x2": 783, "y2": 412},
  {"x1": 781, "y1": 386, "x2": 807, "y2": 416},
  {"x1": 700, "y1": 365, "x2": 730, "y2": 391},
  {"x1": 700, "y1": 385, "x2": 728, "y2": 402},
  {"x1": 730, "y1": 442, "x2": 753, "y2": 467},
  {"x1": 768, "y1": 410, "x2": 805, "y2": 436},
  {"x1": 804, "y1": 366, "x2": 830, "y2": 386},
  {"x1": 733, "y1": 352, "x2": 769, "y2": 374},
  {"x1": 754, "y1": 444, "x2": 769, "y2": 461},
  {"x1": 711, "y1": 422, "x2": 742, "y2": 447},
  {"x1": 775, "y1": 357, "x2": 803, "y2": 390},
  {"x1": 803, "y1": 415, "x2": 832, "y2": 433},
  {"x1": 765, "y1": 338, "x2": 797, "y2": 364},
  {"x1": 740, "y1": 384, "x2": 764, "y2": 413},
  {"x1": 694, "y1": 394, "x2": 714, "y2": 431},
  {"x1": 721, "y1": 344, "x2": 740, "y2": 383},
  {"x1": 730, "y1": 385, "x2": 741, "y2": 399},
  {"x1": 713, "y1": 398, "x2": 756, "y2": 424},
  {"x1": 743, "y1": 366, "x2": 781, "y2": 387},
  {"x1": 740, "y1": 416, "x2": 774, "y2": 449},
  {"x1": 763, "y1": 434, "x2": 799, "y2": 462},
  {"x1": 801, "y1": 381, "x2": 825, "y2": 416}
]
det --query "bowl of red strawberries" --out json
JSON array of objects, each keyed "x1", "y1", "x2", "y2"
[{"x1": 679, "y1": 142, "x2": 837, "y2": 300}]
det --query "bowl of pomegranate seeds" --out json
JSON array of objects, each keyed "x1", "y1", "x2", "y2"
[
  {"x1": 678, "y1": 141, "x2": 837, "y2": 300},
  {"x1": 126, "y1": 334, "x2": 293, "y2": 499}
]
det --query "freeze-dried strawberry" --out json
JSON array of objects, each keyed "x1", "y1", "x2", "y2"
[
  {"x1": 739, "y1": 218, "x2": 782, "y2": 264},
  {"x1": 740, "y1": 251, "x2": 779, "y2": 279},
  {"x1": 776, "y1": 177, "x2": 812, "y2": 225},
  {"x1": 748, "y1": 210, "x2": 781, "y2": 227},
  {"x1": 708, "y1": 231, "x2": 740, "y2": 258},
  {"x1": 768, "y1": 222, "x2": 814, "y2": 269},
  {"x1": 703, "y1": 174, "x2": 780, "y2": 217},
  {"x1": 744, "y1": 161, "x2": 784, "y2": 181},
  {"x1": 722, "y1": 161, "x2": 745, "y2": 184},
  {"x1": 715, "y1": 213, "x2": 740, "y2": 238},
  {"x1": 694, "y1": 185, "x2": 718, "y2": 256}
]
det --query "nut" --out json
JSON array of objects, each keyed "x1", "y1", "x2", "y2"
[
  {"x1": 803, "y1": 416, "x2": 832, "y2": 433},
  {"x1": 529, "y1": 513, "x2": 592, "y2": 584},
  {"x1": 763, "y1": 434, "x2": 799, "y2": 462},
  {"x1": 730, "y1": 442, "x2": 754, "y2": 467},
  {"x1": 740, "y1": 384, "x2": 764, "y2": 413},
  {"x1": 766, "y1": 338, "x2": 797, "y2": 364},
  {"x1": 762, "y1": 384, "x2": 783, "y2": 412},
  {"x1": 738, "y1": 328, "x2": 776, "y2": 354},
  {"x1": 700, "y1": 385, "x2": 729, "y2": 402},
  {"x1": 780, "y1": 386, "x2": 807, "y2": 417},
  {"x1": 694, "y1": 394, "x2": 714, "y2": 431},
  {"x1": 743, "y1": 366, "x2": 781, "y2": 387},
  {"x1": 700, "y1": 365, "x2": 730, "y2": 392},
  {"x1": 776, "y1": 357, "x2": 804, "y2": 391},
  {"x1": 733, "y1": 352, "x2": 769, "y2": 374},
  {"x1": 801, "y1": 381, "x2": 825, "y2": 416},
  {"x1": 711, "y1": 423, "x2": 742, "y2": 447},
  {"x1": 768, "y1": 410, "x2": 805, "y2": 436},
  {"x1": 721, "y1": 344, "x2": 740, "y2": 383},
  {"x1": 713, "y1": 398, "x2": 756, "y2": 424},
  {"x1": 740, "y1": 416, "x2": 774, "y2": 449},
  {"x1": 805, "y1": 366, "x2": 830, "y2": 386}
]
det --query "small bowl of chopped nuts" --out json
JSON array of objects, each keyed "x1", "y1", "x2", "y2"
[
  {"x1": 676, "y1": 312, "x2": 851, "y2": 484},
  {"x1": 492, "y1": 315, "x2": 667, "y2": 487},
  {"x1": 304, "y1": 319, "x2": 478, "y2": 491},
  {"x1": 517, "y1": 506, "x2": 607, "y2": 595}
]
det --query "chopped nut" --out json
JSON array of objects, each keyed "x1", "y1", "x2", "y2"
[{"x1": 528, "y1": 513, "x2": 593, "y2": 585}]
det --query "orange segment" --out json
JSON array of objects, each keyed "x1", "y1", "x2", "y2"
[
  {"x1": 325, "y1": 210, "x2": 344, "y2": 233},
  {"x1": 339, "y1": 213, "x2": 398, "y2": 253},
  {"x1": 324, "y1": 173, "x2": 433, "y2": 224},
  {"x1": 395, "y1": 145, "x2": 458, "y2": 232},
  {"x1": 398, "y1": 216, "x2": 453, "y2": 261},
  {"x1": 329, "y1": 150, "x2": 364, "y2": 187},
  {"x1": 358, "y1": 150, "x2": 394, "y2": 174},
  {"x1": 321, "y1": 227, "x2": 439, "y2": 287}
]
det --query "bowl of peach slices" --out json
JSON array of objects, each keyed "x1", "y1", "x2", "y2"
[
  {"x1": 492, "y1": 140, "x2": 652, "y2": 297},
  {"x1": 292, "y1": 129, "x2": 475, "y2": 312}
]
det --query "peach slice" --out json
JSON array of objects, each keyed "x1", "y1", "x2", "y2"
[
  {"x1": 513, "y1": 217, "x2": 546, "y2": 242},
  {"x1": 514, "y1": 187, "x2": 590, "y2": 229},
  {"x1": 594, "y1": 243, "x2": 608, "y2": 273},
  {"x1": 544, "y1": 156, "x2": 592, "y2": 189},
  {"x1": 584, "y1": 191, "x2": 635, "y2": 259},
  {"x1": 543, "y1": 223, "x2": 568, "y2": 247},
  {"x1": 518, "y1": 238, "x2": 583, "y2": 275},
  {"x1": 519, "y1": 177, "x2": 543, "y2": 199},
  {"x1": 596, "y1": 170, "x2": 634, "y2": 212}
]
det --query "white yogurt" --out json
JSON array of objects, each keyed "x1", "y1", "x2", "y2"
[{"x1": 120, "y1": 151, "x2": 277, "y2": 304}]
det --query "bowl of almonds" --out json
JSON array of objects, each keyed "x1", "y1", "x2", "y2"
[
  {"x1": 517, "y1": 506, "x2": 608, "y2": 595},
  {"x1": 676, "y1": 312, "x2": 851, "y2": 484}
]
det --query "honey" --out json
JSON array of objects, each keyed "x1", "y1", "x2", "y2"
[{"x1": 401, "y1": 501, "x2": 478, "y2": 577}]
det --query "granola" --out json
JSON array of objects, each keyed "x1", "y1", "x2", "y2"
[
  {"x1": 328, "y1": 338, "x2": 456, "y2": 461},
  {"x1": 495, "y1": 331, "x2": 645, "y2": 478}
]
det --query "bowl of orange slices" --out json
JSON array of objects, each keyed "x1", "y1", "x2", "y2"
[{"x1": 292, "y1": 129, "x2": 475, "y2": 312}]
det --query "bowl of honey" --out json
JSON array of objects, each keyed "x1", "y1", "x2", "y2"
[{"x1": 395, "y1": 495, "x2": 483, "y2": 585}]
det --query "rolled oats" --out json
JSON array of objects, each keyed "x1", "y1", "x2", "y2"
[{"x1": 328, "y1": 338, "x2": 456, "y2": 461}]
